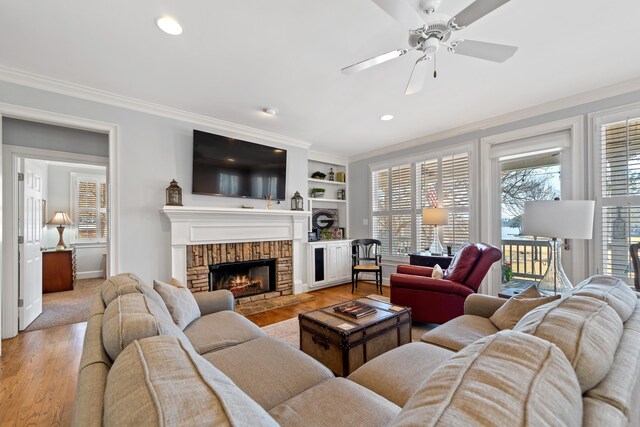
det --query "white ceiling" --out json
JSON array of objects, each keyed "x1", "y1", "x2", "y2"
[{"x1": 1, "y1": 0, "x2": 640, "y2": 157}]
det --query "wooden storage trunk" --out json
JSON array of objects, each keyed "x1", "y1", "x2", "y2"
[{"x1": 299, "y1": 297, "x2": 411, "y2": 376}]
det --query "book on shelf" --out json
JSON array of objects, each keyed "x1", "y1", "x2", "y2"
[{"x1": 333, "y1": 301, "x2": 376, "y2": 318}]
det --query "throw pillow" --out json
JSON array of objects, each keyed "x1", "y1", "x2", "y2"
[
  {"x1": 490, "y1": 292, "x2": 560, "y2": 330},
  {"x1": 443, "y1": 243, "x2": 481, "y2": 283},
  {"x1": 431, "y1": 264, "x2": 443, "y2": 279},
  {"x1": 516, "y1": 284, "x2": 543, "y2": 298},
  {"x1": 154, "y1": 279, "x2": 201, "y2": 330}
]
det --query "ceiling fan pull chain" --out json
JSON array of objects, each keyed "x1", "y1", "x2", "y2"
[{"x1": 433, "y1": 53, "x2": 438, "y2": 78}]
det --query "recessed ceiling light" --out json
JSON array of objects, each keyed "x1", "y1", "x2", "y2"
[
  {"x1": 156, "y1": 17, "x2": 183, "y2": 36},
  {"x1": 262, "y1": 108, "x2": 278, "y2": 117},
  {"x1": 274, "y1": 149, "x2": 284, "y2": 153},
  {"x1": 380, "y1": 114, "x2": 394, "y2": 121},
  {"x1": 226, "y1": 158, "x2": 236, "y2": 162}
]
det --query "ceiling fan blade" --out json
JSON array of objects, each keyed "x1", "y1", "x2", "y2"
[
  {"x1": 450, "y1": 0, "x2": 510, "y2": 28},
  {"x1": 342, "y1": 49, "x2": 408, "y2": 74},
  {"x1": 451, "y1": 40, "x2": 517, "y2": 63},
  {"x1": 405, "y1": 55, "x2": 430, "y2": 95},
  {"x1": 372, "y1": 0, "x2": 425, "y2": 30}
]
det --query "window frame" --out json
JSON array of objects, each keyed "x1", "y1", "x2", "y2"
[
  {"x1": 70, "y1": 172, "x2": 107, "y2": 244},
  {"x1": 592, "y1": 105, "x2": 640, "y2": 285},
  {"x1": 369, "y1": 144, "x2": 473, "y2": 261}
]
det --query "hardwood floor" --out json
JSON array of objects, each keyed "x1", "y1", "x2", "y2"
[{"x1": 0, "y1": 281, "x2": 385, "y2": 426}]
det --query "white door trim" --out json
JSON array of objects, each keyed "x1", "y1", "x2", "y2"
[
  {"x1": 0, "y1": 102, "x2": 119, "y2": 343},
  {"x1": 479, "y1": 116, "x2": 586, "y2": 296}
]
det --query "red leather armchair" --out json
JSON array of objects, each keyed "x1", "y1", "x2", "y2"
[{"x1": 390, "y1": 243, "x2": 502, "y2": 324}]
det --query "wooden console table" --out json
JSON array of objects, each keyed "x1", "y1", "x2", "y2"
[
  {"x1": 408, "y1": 252, "x2": 453, "y2": 269},
  {"x1": 43, "y1": 248, "x2": 77, "y2": 293}
]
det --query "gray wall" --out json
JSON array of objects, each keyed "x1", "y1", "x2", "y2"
[
  {"x1": 0, "y1": 80, "x2": 309, "y2": 284},
  {"x1": 348, "y1": 89, "x2": 640, "y2": 240},
  {"x1": 3, "y1": 117, "x2": 108, "y2": 157}
]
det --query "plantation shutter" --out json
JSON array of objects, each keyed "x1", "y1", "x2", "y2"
[
  {"x1": 371, "y1": 169, "x2": 390, "y2": 255},
  {"x1": 599, "y1": 117, "x2": 640, "y2": 282},
  {"x1": 442, "y1": 153, "x2": 470, "y2": 251},
  {"x1": 415, "y1": 159, "x2": 438, "y2": 251},
  {"x1": 73, "y1": 174, "x2": 108, "y2": 242},
  {"x1": 390, "y1": 164, "x2": 413, "y2": 256}
]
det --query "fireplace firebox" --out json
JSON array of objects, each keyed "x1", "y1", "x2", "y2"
[{"x1": 209, "y1": 258, "x2": 276, "y2": 298}]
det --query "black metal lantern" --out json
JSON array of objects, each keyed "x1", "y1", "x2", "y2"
[
  {"x1": 166, "y1": 179, "x2": 183, "y2": 206},
  {"x1": 291, "y1": 191, "x2": 303, "y2": 211}
]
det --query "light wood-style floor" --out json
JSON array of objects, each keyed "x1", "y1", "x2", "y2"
[{"x1": 0, "y1": 281, "x2": 386, "y2": 427}]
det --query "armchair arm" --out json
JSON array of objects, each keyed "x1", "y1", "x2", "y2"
[
  {"x1": 194, "y1": 290, "x2": 234, "y2": 315},
  {"x1": 390, "y1": 274, "x2": 473, "y2": 298},
  {"x1": 396, "y1": 265, "x2": 434, "y2": 277},
  {"x1": 463, "y1": 294, "x2": 506, "y2": 318}
]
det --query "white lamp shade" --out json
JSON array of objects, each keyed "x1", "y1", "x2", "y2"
[
  {"x1": 47, "y1": 211, "x2": 74, "y2": 226},
  {"x1": 522, "y1": 200, "x2": 595, "y2": 239},
  {"x1": 422, "y1": 207, "x2": 449, "y2": 226}
]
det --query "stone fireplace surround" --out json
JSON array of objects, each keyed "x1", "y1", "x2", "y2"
[
  {"x1": 187, "y1": 241, "x2": 292, "y2": 303},
  {"x1": 161, "y1": 206, "x2": 310, "y2": 300}
]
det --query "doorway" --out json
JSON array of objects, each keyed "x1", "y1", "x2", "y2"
[{"x1": 499, "y1": 150, "x2": 561, "y2": 290}]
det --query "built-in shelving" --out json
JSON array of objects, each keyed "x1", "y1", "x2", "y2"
[
  {"x1": 307, "y1": 155, "x2": 349, "y2": 240},
  {"x1": 308, "y1": 178, "x2": 346, "y2": 186}
]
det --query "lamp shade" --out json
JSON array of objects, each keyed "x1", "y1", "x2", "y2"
[
  {"x1": 522, "y1": 200, "x2": 595, "y2": 239},
  {"x1": 47, "y1": 211, "x2": 74, "y2": 226},
  {"x1": 422, "y1": 207, "x2": 449, "y2": 226}
]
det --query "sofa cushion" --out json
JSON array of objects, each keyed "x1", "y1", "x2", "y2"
[
  {"x1": 204, "y1": 336, "x2": 334, "y2": 411},
  {"x1": 443, "y1": 243, "x2": 481, "y2": 283},
  {"x1": 585, "y1": 301, "x2": 640, "y2": 418},
  {"x1": 583, "y1": 398, "x2": 628, "y2": 427},
  {"x1": 103, "y1": 336, "x2": 278, "y2": 427},
  {"x1": 269, "y1": 378, "x2": 400, "y2": 427},
  {"x1": 391, "y1": 331, "x2": 583, "y2": 427},
  {"x1": 183, "y1": 310, "x2": 266, "y2": 354},
  {"x1": 489, "y1": 293, "x2": 560, "y2": 330},
  {"x1": 348, "y1": 342, "x2": 453, "y2": 406},
  {"x1": 421, "y1": 314, "x2": 499, "y2": 351},
  {"x1": 154, "y1": 279, "x2": 201, "y2": 330},
  {"x1": 102, "y1": 293, "x2": 191, "y2": 361},
  {"x1": 572, "y1": 275, "x2": 636, "y2": 322},
  {"x1": 514, "y1": 295, "x2": 623, "y2": 392},
  {"x1": 100, "y1": 273, "x2": 171, "y2": 319}
]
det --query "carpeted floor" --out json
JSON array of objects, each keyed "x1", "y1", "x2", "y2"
[
  {"x1": 262, "y1": 316, "x2": 436, "y2": 349},
  {"x1": 23, "y1": 278, "x2": 104, "y2": 332}
]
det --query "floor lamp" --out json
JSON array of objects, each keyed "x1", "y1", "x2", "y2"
[
  {"x1": 422, "y1": 207, "x2": 449, "y2": 255},
  {"x1": 522, "y1": 200, "x2": 595, "y2": 295}
]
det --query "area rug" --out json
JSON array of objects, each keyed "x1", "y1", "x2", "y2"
[
  {"x1": 262, "y1": 317, "x2": 436, "y2": 349},
  {"x1": 235, "y1": 293, "x2": 315, "y2": 316},
  {"x1": 23, "y1": 278, "x2": 104, "y2": 332}
]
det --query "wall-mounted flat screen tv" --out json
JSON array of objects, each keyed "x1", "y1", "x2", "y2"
[{"x1": 192, "y1": 130, "x2": 287, "y2": 200}]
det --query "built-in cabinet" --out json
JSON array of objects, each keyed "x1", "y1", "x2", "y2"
[
  {"x1": 307, "y1": 240, "x2": 352, "y2": 289},
  {"x1": 307, "y1": 156, "x2": 348, "y2": 239}
]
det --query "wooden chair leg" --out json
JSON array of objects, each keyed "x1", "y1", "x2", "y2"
[{"x1": 351, "y1": 271, "x2": 355, "y2": 293}]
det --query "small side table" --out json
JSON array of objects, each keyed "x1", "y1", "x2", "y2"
[
  {"x1": 42, "y1": 248, "x2": 77, "y2": 293},
  {"x1": 408, "y1": 252, "x2": 453, "y2": 269},
  {"x1": 498, "y1": 287, "x2": 524, "y2": 299}
]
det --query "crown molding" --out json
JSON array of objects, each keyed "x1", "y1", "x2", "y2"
[
  {"x1": 0, "y1": 66, "x2": 312, "y2": 149},
  {"x1": 348, "y1": 76, "x2": 640, "y2": 163},
  {"x1": 308, "y1": 150, "x2": 349, "y2": 166}
]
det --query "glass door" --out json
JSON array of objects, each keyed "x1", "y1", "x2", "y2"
[{"x1": 499, "y1": 151, "x2": 561, "y2": 291}]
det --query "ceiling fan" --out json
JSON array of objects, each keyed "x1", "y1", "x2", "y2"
[{"x1": 342, "y1": 0, "x2": 518, "y2": 95}]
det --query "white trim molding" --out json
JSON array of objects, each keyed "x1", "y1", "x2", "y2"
[
  {"x1": 161, "y1": 207, "x2": 311, "y2": 293},
  {"x1": 0, "y1": 66, "x2": 312, "y2": 150}
]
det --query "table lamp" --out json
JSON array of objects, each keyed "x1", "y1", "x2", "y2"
[
  {"x1": 422, "y1": 207, "x2": 449, "y2": 255},
  {"x1": 522, "y1": 199, "x2": 595, "y2": 295},
  {"x1": 47, "y1": 211, "x2": 74, "y2": 250}
]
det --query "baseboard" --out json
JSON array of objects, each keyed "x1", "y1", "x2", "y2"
[{"x1": 77, "y1": 270, "x2": 105, "y2": 280}]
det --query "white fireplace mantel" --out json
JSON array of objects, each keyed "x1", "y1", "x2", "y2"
[{"x1": 161, "y1": 206, "x2": 311, "y2": 292}]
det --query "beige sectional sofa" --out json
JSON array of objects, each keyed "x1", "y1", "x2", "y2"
[{"x1": 73, "y1": 273, "x2": 640, "y2": 426}]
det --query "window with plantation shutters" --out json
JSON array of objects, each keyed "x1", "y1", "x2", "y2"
[
  {"x1": 371, "y1": 148, "x2": 471, "y2": 258},
  {"x1": 596, "y1": 115, "x2": 640, "y2": 284},
  {"x1": 72, "y1": 173, "x2": 107, "y2": 242}
]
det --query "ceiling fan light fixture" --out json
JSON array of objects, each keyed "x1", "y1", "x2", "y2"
[
  {"x1": 380, "y1": 114, "x2": 394, "y2": 121},
  {"x1": 156, "y1": 17, "x2": 183, "y2": 36}
]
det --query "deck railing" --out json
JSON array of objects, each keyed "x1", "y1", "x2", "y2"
[{"x1": 501, "y1": 239, "x2": 551, "y2": 280}]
